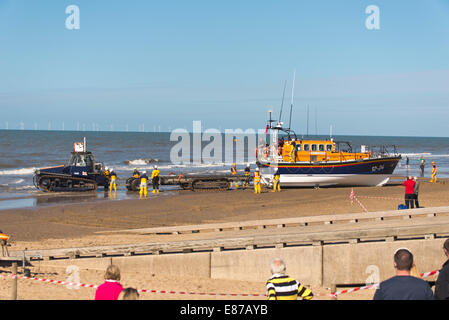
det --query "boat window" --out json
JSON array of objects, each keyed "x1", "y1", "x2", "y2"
[
  {"x1": 296, "y1": 144, "x2": 301, "y2": 151},
  {"x1": 319, "y1": 144, "x2": 325, "y2": 152},
  {"x1": 311, "y1": 144, "x2": 317, "y2": 151},
  {"x1": 326, "y1": 144, "x2": 333, "y2": 151},
  {"x1": 303, "y1": 144, "x2": 309, "y2": 151}
]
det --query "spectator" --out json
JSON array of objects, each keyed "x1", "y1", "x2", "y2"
[
  {"x1": 402, "y1": 176, "x2": 415, "y2": 209},
  {"x1": 373, "y1": 248, "x2": 433, "y2": 300},
  {"x1": 95, "y1": 265, "x2": 123, "y2": 300},
  {"x1": 419, "y1": 157, "x2": 426, "y2": 177},
  {"x1": 413, "y1": 176, "x2": 420, "y2": 209},
  {"x1": 119, "y1": 287, "x2": 140, "y2": 300},
  {"x1": 434, "y1": 238, "x2": 449, "y2": 300},
  {"x1": 266, "y1": 258, "x2": 313, "y2": 300}
]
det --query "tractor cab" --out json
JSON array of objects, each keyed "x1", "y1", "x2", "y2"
[
  {"x1": 34, "y1": 138, "x2": 109, "y2": 192},
  {"x1": 68, "y1": 152, "x2": 95, "y2": 169},
  {"x1": 64, "y1": 141, "x2": 105, "y2": 176}
]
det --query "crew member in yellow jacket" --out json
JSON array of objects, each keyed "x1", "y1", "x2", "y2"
[
  {"x1": 139, "y1": 171, "x2": 148, "y2": 199},
  {"x1": 151, "y1": 166, "x2": 161, "y2": 194},
  {"x1": 272, "y1": 170, "x2": 281, "y2": 192},
  {"x1": 109, "y1": 168, "x2": 117, "y2": 198},
  {"x1": 230, "y1": 163, "x2": 238, "y2": 189},
  {"x1": 254, "y1": 168, "x2": 261, "y2": 194},
  {"x1": 430, "y1": 162, "x2": 438, "y2": 183}
]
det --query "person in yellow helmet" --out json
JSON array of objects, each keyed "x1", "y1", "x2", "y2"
[
  {"x1": 254, "y1": 168, "x2": 261, "y2": 194},
  {"x1": 139, "y1": 171, "x2": 148, "y2": 199},
  {"x1": 430, "y1": 162, "x2": 437, "y2": 183},
  {"x1": 109, "y1": 168, "x2": 117, "y2": 197},
  {"x1": 132, "y1": 168, "x2": 140, "y2": 179},
  {"x1": 272, "y1": 170, "x2": 281, "y2": 192},
  {"x1": 230, "y1": 163, "x2": 238, "y2": 189},
  {"x1": 151, "y1": 165, "x2": 160, "y2": 194}
]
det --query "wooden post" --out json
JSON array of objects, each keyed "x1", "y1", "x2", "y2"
[{"x1": 11, "y1": 262, "x2": 17, "y2": 300}]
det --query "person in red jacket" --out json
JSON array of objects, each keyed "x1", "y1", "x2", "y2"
[
  {"x1": 95, "y1": 265, "x2": 123, "y2": 300},
  {"x1": 403, "y1": 176, "x2": 416, "y2": 209}
]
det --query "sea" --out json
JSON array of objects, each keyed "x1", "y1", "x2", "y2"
[{"x1": 0, "y1": 130, "x2": 448, "y2": 210}]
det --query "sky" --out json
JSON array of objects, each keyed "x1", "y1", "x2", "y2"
[{"x1": 0, "y1": 0, "x2": 449, "y2": 136}]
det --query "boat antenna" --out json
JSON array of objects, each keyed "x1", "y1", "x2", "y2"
[
  {"x1": 278, "y1": 80, "x2": 287, "y2": 126},
  {"x1": 306, "y1": 105, "x2": 309, "y2": 137},
  {"x1": 315, "y1": 106, "x2": 318, "y2": 136},
  {"x1": 288, "y1": 69, "x2": 296, "y2": 131}
]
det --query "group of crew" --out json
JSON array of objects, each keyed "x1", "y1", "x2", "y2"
[
  {"x1": 104, "y1": 163, "x2": 281, "y2": 197},
  {"x1": 230, "y1": 163, "x2": 281, "y2": 194},
  {"x1": 103, "y1": 166, "x2": 161, "y2": 199}
]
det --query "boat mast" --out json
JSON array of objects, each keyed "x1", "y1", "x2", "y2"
[
  {"x1": 306, "y1": 105, "x2": 309, "y2": 137},
  {"x1": 278, "y1": 80, "x2": 287, "y2": 126},
  {"x1": 288, "y1": 69, "x2": 296, "y2": 132}
]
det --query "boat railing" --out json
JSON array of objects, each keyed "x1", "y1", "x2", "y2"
[{"x1": 368, "y1": 145, "x2": 400, "y2": 159}]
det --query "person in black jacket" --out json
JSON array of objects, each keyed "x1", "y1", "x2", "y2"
[{"x1": 435, "y1": 238, "x2": 449, "y2": 300}]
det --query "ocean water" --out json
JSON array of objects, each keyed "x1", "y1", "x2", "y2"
[{"x1": 0, "y1": 130, "x2": 448, "y2": 202}]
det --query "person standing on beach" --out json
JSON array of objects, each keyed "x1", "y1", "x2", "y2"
[
  {"x1": 272, "y1": 170, "x2": 281, "y2": 192},
  {"x1": 254, "y1": 168, "x2": 261, "y2": 194},
  {"x1": 109, "y1": 168, "x2": 117, "y2": 198},
  {"x1": 373, "y1": 248, "x2": 433, "y2": 300},
  {"x1": 139, "y1": 171, "x2": 149, "y2": 199},
  {"x1": 266, "y1": 258, "x2": 313, "y2": 300},
  {"x1": 243, "y1": 164, "x2": 251, "y2": 188},
  {"x1": 95, "y1": 265, "x2": 123, "y2": 300},
  {"x1": 151, "y1": 166, "x2": 160, "y2": 194},
  {"x1": 405, "y1": 156, "x2": 409, "y2": 169},
  {"x1": 230, "y1": 163, "x2": 238, "y2": 189},
  {"x1": 402, "y1": 176, "x2": 415, "y2": 209},
  {"x1": 430, "y1": 162, "x2": 437, "y2": 183},
  {"x1": 413, "y1": 176, "x2": 420, "y2": 208},
  {"x1": 435, "y1": 238, "x2": 449, "y2": 300},
  {"x1": 419, "y1": 157, "x2": 426, "y2": 177}
]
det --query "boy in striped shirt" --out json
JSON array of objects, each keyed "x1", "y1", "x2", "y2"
[{"x1": 266, "y1": 258, "x2": 314, "y2": 300}]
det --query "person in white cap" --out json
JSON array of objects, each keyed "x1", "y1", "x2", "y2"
[
  {"x1": 151, "y1": 165, "x2": 160, "y2": 194},
  {"x1": 109, "y1": 168, "x2": 117, "y2": 197},
  {"x1": 139, "y1": 171, "x2": 148, "y2": 199}
]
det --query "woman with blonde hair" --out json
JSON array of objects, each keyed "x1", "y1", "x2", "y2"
[{"x1": 95, "y1": 265, "x2": 123, "y2": 300}]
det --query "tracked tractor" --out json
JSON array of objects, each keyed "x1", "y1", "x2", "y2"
[{"x1": 33, "y1": 139, "x2": 109, "y2": 192}]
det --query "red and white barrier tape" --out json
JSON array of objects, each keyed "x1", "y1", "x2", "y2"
[
  {"x1": 0, "y1": 269, "x2": 440, "y2": 298},
  {"x1": 331, "y1": 269, "x2": 439, "y2": 297},
  {"x1": 350, "y1": 189, "x2": 368, "y2": 213},
  {"x1": 357, "y1": 195, "x2": 403, "y2": 201}
]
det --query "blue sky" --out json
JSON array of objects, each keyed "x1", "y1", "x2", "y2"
[{"x1": 1, "y1": 0, "x2": 449, "y2": 136}]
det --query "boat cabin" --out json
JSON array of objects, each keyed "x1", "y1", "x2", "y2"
[{"x1": 277, "y1": 139, "x2": 371, "y2": 163}]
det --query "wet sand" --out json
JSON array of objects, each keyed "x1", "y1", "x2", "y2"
[{"x1": 0, "y1": 177, "x2": 447, "y2": 300}]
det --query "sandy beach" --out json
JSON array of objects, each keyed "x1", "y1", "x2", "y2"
[{"x1": 0, "y1": 177, "x2": 448, "y2": 300}]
